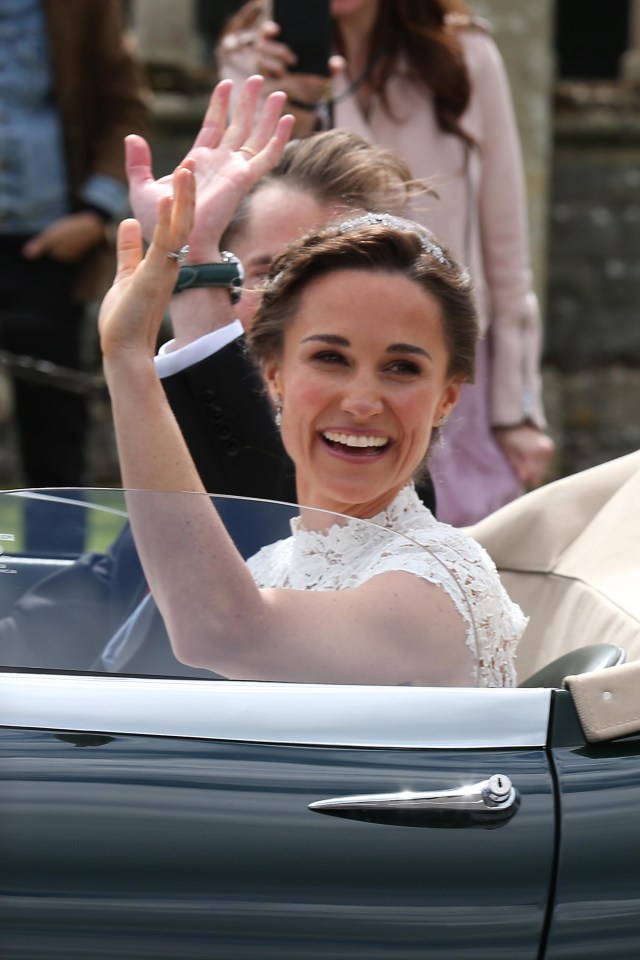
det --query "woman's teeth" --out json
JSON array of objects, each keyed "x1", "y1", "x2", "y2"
[{"x1": 323, "y1": 431, "x2": 388, "y2": 449}]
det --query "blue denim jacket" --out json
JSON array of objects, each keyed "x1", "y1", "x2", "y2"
[{"x1": 0, "y1": 0, "x2": 127, "y2": 235}]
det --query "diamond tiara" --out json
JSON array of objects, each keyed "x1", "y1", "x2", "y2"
[{"x1": 335, "y1": 212, "x2": 452, "y2": 266}]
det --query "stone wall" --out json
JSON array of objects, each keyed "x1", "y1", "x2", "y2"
[{"x1": 544, "y1": 91, "x2": 640, "y2": 474}]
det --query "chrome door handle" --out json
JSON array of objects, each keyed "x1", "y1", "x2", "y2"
[{"x1": 309, "y1": 774, "x2": 519, "y2": 829}]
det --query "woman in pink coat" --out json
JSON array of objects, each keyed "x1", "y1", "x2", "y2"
[{"x1": 218, "y1": 0, "x2": 555, "y2": 525}]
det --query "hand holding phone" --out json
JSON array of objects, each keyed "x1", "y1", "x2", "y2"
[{"x1": 272, "y1": 0, "x2": 331, "y2": 77}]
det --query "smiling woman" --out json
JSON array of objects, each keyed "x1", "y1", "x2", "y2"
[
  {"x1": 250, "y1": 213, "x2": 475, "y2": 516},
  {"x1": 99, "y1": 77, "x2": 526, "y2": 689}
]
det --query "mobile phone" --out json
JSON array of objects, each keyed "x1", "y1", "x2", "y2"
[{"x1": 272, "y1": 0, "x2": 331, "y2": 76}]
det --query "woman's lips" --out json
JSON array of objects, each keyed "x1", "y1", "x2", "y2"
[{"x1": 321, "y1": 430, "x2": 391, "y2": 457}]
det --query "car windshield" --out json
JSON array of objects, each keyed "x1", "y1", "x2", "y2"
[{"x1": 0, "y1": 488, "x2": 479, "y2": 686}]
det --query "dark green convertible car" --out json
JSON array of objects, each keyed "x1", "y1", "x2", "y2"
[{"x1": 1, "y1": 489, "x2": 639, "y2": 959}]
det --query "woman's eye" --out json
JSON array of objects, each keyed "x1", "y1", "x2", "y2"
[
  {"x1": 313, "y1": 351, "x2": 346, "y2": 365},
  {"x1": 387, "y1": 360, "x2": 421, "y2": 375}
]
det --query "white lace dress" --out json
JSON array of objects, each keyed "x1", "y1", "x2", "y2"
[{"x1": 247, "y1": 485, "x2": 526, "y2": 687}]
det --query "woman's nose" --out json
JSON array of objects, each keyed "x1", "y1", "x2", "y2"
[{"x1": 340, "y1": 376, "x2": 384, "y2": 419}]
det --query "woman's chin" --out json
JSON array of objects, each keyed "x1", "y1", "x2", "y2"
[{"x1": 305, "y1": 475, "x2": 405, "y2": 515}]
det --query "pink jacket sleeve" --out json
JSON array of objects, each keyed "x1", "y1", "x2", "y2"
[{"x1": 468, "y1": 31, "x2": 546, "y2": 428}]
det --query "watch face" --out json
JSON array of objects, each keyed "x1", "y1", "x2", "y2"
[{"x1": 221, "y1": 250, "x2": 245, "y2": 285}]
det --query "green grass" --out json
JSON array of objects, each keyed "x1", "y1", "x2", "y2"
[{"x1": 0, "y1": 489, "x2": 128, "y2": 556}]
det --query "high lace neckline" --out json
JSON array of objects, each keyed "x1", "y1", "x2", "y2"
[{"x1": 293, "y1": 483, "x2": 432, "y2": 544}]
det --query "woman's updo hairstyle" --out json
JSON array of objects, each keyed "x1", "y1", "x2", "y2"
[{"x1": 249, "y1": 213, "x2": 478, "y2": 385}]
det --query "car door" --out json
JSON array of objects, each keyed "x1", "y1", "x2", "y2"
[
  {"x1": 0, "y1": 488, "x2": 557, "y2": 959},
  {"x1": 0, "y1": 673, "x2": 556, "y2": 960},
  {"x1": 543, "y1": 690, "x2": 640, "y2": 959}
]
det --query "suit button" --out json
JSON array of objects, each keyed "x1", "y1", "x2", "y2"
[
  {"x1": 225, "y1": 439, "x2": 240, "y2": 456},
  {"x1": 218, "y1": 425, "x2": 232, "y2": 440}
]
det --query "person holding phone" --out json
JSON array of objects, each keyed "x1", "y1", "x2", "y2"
[{"x1": 217, "y1": 0, "x2": 555, "y2": 526}]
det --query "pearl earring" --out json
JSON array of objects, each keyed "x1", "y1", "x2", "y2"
[
  {"x1": 274, "y1": 396, "x2": 283, "y2": 428},
  {"x1": 435, "y1": 414, "x2": 448, "y2": 447}
]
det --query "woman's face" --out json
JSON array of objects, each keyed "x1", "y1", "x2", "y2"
[
  {"x1": 265, "y1": 268, "x2": 461, "y2": 517},
  {"x1": 232, "y1": 183, "x2": 344, "y2": 332}
]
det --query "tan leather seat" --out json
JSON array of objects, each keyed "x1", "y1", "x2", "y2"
[{"x1": 467, "y1": 451, "x2": 640, "y2": 684}]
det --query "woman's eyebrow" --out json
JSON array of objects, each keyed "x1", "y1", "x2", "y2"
[
  {"x1": 301, "y1": 334, "x2": 351, "y2": 346},
  {"x1": 301, "y1": 334, "x2": 433, "y2": 361},
  {"x1": 386, "y1": 342, "x2": 432, "y2": 359}
]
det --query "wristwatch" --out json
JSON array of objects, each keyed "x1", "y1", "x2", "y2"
[{"x1": 173, "y1": 251, "x2": 244, "y2": 304}]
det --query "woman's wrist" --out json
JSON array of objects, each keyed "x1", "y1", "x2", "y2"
[
  {"x1": 286, "y1": 95, "x2": 320, "y2": 111},
  {"x1": 286, "y1": 98, "x2": 329, "y2": 134},
  {"x1": 492, "y1": 421, "x2": 539, "y2": 432}
]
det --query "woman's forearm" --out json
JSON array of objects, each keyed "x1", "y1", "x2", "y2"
[{"x1": 105, "y1": 354, "x2": 268, "y2": 669}]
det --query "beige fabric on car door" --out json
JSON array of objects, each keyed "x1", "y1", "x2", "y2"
[{"x1": 467, "y1": 450, "x2": 640, "y2": 683}]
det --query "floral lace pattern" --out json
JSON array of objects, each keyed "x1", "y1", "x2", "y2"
[{"x1": 247, "y1": 485, "x2": 525, "y2": 687}]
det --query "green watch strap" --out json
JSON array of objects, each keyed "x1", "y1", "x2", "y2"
[{"x1": 173, "y1": 253, "x2": 244, "y2": 304}]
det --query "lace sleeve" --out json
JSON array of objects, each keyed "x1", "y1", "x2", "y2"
[
  {"x1": 247, "y1": 525, "x2": 525, "y2": 688},
  {"x1": 390, "y1": 527, "x2": 525, "y2": 688}
]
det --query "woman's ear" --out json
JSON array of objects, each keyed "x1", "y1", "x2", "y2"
[
  {"x1": 435, "y1": 378, "x2": 462, "y2": 425},
  {"x1": 262, "y1": 358, "x2": 283, "y2": 406}
]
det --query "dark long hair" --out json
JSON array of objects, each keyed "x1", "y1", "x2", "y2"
[
  {"x1": 220, "y1": 0, "x2": 475, "y2": 145},
  {"x1": 351, "y1": 0, "x2": 474, "y2": 145}
]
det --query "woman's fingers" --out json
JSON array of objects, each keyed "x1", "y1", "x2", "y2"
[
  {"x1": 254, "y1": 51, "x2": 290, "y2": 78},
  {"x1": 494, "y1": 425, "x2": 555, "y2": 488},
  {"x1": 256, "y1": 22, "x2": 297, "y2": 72},
  {"x1": 125, "y1": 135, "x2": 154, "y2": 190},
  {"x1": 246, "y1": 89, "x2": 289, "y2": 151},
  {"x1": 101, "y1": 169, "x2": 196, "y2": 363},
  {"x1": 221, "y1": 76, "x2": 294, "y2": 173},
  {"x1": 191, "y1": 80, "x2": 233, "y2": 151},
  {"x1": 223, "y1": 75, "x2": 265, "y2": 149},
  {"x1": 114, "y1": 218, "x2": 144, "y2": 281},
  {"x1": 170, "y1": 165, "x2": 196, "y2": 247},
  {"x1": 146, "y1": 166, "x2": 195, "y2": 272},
  {"x1": 250, "y1": 113, "x2": 296, "y2": 177}
]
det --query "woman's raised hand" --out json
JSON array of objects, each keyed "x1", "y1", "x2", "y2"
[
  {"x1": 126, "y1": 76, "x2": 295, "y2": 262},
  {"x1": 99, "y1": 165, "x2": 195, "y2": 366}
]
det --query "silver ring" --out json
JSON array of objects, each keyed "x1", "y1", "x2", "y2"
[{"x1": 167, "y1": 243, "x2": 190, "y2": 265}]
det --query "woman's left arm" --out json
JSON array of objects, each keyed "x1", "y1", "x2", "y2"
[
  {"x1": 470, "y1": 31, "x2": 554, "y2": 485},
  {"x1": 99, "y1": 168, "x2": 281, "y2": 665}
]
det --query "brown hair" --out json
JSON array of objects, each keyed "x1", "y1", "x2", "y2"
[
  {"x1": 220, "y1": 0, "x2": 476, "y2": 145},
  {"x1": 221, "y1": 127, "x2": 430, "y2": 250},
  {"x1": 249, "y1": 216, "x2": 478, "y2": 384}
]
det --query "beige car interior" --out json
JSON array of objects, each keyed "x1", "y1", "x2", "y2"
[{"x1": 469, "y1": 449, "x2": 640, "y2": 741}]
